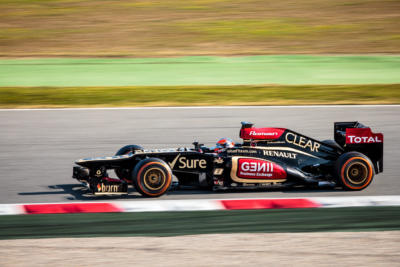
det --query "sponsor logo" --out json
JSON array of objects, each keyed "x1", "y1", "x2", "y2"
[
  {"x1": 241, "y1": 161, "x2": 273, "y2": 174},
  {"x1": 168, "y1": 154, "x2": 181, "y2": 169},
  {"x1": 241, "y1": 128, "x2": 285, "y2": 140},
  {"x1": 237, "y1": 158, "x2": 286, "y2": 179},
  {"x1": 97, "y1": 183, "x2": 119, "y2": 193},
  {"x1": 264, "y1": 141, "x2": 285, "y2": 144},
  {"x1": 214, "y1": 157, "x2": 224, "y2": 164},
  {"x1": 136, "y1": 148, "x2": 178, "y2": 154},
  {"x1": 249, "y1": 131, "x2": 279, "y2": 137},
  {"x1": 178, "y1": 156, "x2": 207, "y2": 169},
  {"x1": 227, "y1": 149, "x2": 257, "y2": 154},
  {"x1": 345, "y1": 128, "x2": 383, "y2": 145},
  {"x1": 347, "y1": 135, "x2": 382, "y2": 144},
  {"x1": 214, "y1": 168, "x2": 224, "y2": 175},
  {"x1": 263, "y1": 150, "x2": 297, "y2": 159},
  {"x1": 168, "y1": 155, "x2": 207, "y2": 169},
  {"x1": 285, "y1": 133, "x2": 320, "y2": 152}
]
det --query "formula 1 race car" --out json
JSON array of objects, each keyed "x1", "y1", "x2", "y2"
[{"x1": 72, "y1": 121, "x2": 383, "y2": 197}]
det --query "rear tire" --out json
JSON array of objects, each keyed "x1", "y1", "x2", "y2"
[
  {"x1": 132, "y1": 158, "x2": 172, "y2": 197},
  {"x1": 115, "y1": 145, "x2": 143, "y2": 180},
  {"x1": 335, "y1": 152, "x2": 374, "y2": 191}
]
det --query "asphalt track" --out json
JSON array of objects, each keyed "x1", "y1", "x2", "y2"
[{"x1": 0, "y1": 105, "x2": 398, "y2": 204}]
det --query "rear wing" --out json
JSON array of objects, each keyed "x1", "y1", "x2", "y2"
[{"x1": 334, "y1": 122, "x2": 383, "y2": 173}]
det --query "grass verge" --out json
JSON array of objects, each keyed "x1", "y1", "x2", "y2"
[
  {"x1": 0, "y1": 84, "x2": 399, "y2": 108},
  {"x1": 1, "y1": 207, "x2": 400, "y2": 239},
  {"x1": 1, "y1": 56, "x2": 399, "y2": 86}
]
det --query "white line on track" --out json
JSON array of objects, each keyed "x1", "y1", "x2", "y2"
[{"x1": 0, "y1": 105, "x2": 399, "y2": 111}]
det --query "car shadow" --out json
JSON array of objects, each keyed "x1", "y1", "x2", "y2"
[
  {"x1": 281, "y1": 187, "x2": 341, "y2": 194},
  {"x1": 19, "y1": 184, "x2": 143, "y2": 201},
  {"x1": 19, "y1": 184, "x2": 341, "y2": 201},
  {"x1": 166, "y1": 185, "x2": 340, "y2": 196}
]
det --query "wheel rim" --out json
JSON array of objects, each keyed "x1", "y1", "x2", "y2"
[
  {"x1": 346, "y1": 162, "x2": 368, "y2": 184},
  {"x1": 143, "y1": 168, "x2": 166, "y2": 190}
]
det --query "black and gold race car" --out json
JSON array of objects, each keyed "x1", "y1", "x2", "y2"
[{"x1": 73, "y1": 121, "x2": 383, "y2": 197}]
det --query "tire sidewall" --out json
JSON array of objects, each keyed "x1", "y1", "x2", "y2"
[{"x1": 132, "y1": 158, "x2": 172, "y2": 197}]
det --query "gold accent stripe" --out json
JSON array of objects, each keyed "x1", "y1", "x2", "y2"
[{"x1": 94, "y1": 192, "x2": 128, "y2": 195}]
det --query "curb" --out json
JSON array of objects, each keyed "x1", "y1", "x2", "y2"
[{"x1": 1, "y1": 196, "x2": 400, "y2": 215}]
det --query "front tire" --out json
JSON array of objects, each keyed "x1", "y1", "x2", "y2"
[
  {"x1": 132, "y1": 158, "x2": 172, "y2": 197},
  {"x1": 335, "y1": 152, "x2": 374, "y2": 190}
]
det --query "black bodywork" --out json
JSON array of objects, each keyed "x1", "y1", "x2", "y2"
[{"x1": 73, "y1": 121, "x2": 383, "y2": 197}]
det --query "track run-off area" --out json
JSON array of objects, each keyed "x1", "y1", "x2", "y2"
[
  {"x1": 1, "y1": 55, "x2": 400, "y2": 86},
  {"x1": 0, "y1": 105, "x2": 398, "y2": 204}
]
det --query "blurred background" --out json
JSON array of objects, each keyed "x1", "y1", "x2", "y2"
[
  {"x1": 0, "y1": 0, "x2": 399, "y2": 107},
  {"x1": 1, "y1": 0, "x2": 399, "y2": 57}
]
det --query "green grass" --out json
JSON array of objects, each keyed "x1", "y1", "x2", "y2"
[
  {"x1": 1, "y1": 207, "x2": 400, "y2": 239},
  {"x1": 2, "y1": 55, "x2": 398, "y2": 108},
  {"x1": 0, "y1": 84, "x2": 399, "y2": 108},
  {"x1": 1, "y1": 56, "x2": 399, "y2": 87}
]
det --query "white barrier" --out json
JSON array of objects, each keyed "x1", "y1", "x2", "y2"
[{"x1": 1, "y1": 196, "x2": 400, "y2": 215}]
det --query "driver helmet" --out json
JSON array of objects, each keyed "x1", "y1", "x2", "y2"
[{"x1": 214, "y1": 138, "x2": 235, "y2": 152}]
